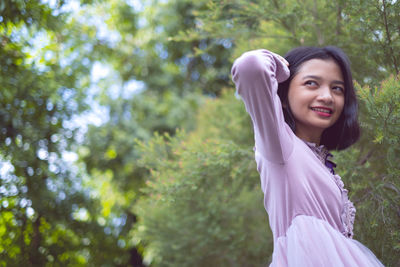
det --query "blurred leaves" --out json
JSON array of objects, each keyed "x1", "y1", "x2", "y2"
[
  {"x1": 333, "y1": 74, "x2": 400, "y2": 266},
  {"x1": 134, "y1": 128, "x2": 270, "y2": 266},
  {"x1": 0, "y1": 0, "x2": 132, "y2": 265}
]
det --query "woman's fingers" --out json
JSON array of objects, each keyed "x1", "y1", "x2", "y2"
[
  {"x1": 272, "y1": 52, "x2": 289, "y2": 67},
  {"x1": 278, "y1": 55, "x2": 289, "y2": 67}
]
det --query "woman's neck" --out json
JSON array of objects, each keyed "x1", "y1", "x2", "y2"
[{"x1": 295, "y1": 129, "x2": 322, "y2": 145}]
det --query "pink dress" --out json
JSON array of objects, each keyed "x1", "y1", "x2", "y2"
[{"x1": 231, "y1": 49, "x2": 384, "y2": 266}]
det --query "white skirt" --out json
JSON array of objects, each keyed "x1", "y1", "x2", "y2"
[{"x1": 270, "y1": 215, "x2": 385, "y2": 267}]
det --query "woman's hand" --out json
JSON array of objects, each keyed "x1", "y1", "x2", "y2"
[{"x1": 273, "y1": 52, "x2": 289, "y2": 67}]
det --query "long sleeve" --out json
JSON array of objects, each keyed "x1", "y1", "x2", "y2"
[{"x1": 231, "y1": 49, "x2": 293, "y2": 164}]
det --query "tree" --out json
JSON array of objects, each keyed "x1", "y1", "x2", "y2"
[
  {"x1": 77, "y1": 0, "x2": 236, "y2": 263},
  {"x1": 134, "y1": 92, "x2": 272, "y2": 266},
  {"x1": 0, "y1": 1, "x2": 131, "y2": 265},
  {"x1": 183, "y1": 0, "x2": 399, "y2": 83}
]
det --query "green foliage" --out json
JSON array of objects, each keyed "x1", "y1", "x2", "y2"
[
  {"x1": 0, "y1": 1, "x2": 131, "y2": 266},
  {"x1": 184, "y1": 0, "x2": 399, "y2": 84},
  {"x1": 194, "y1": 89, "x2": 253, "y2": 147},
  {"x1": 0, "y1": 0, "x2": 60, "y2": 29},
  {"x1": 109, "y1": 0, "x2": 232, "y2": 96},
  {"x1": 2, "y1": 0, "x2": 399, "y2": 265},
  {"x1": 132, "y1": 91, "x2": 271, "y2": 266},
  {"x1": 79, "y1": 90, "x2": 202, "y2": 230},
  {"x1": 333, "y1": 74, "x2": 400, "y2": 266},
  {"x1": 358, "y1": 74, "x2": 400, "y2": 145},
  {"x1": 134, "y1": 131, "x2": 270, "y2": 266},
  {"x1": 76, "y1": 0, "x2": 235, "y2": 263}
]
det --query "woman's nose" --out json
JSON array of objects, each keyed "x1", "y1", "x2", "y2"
[{"x1": 317, "y1": 87, "x2": 333, "y2": 103}]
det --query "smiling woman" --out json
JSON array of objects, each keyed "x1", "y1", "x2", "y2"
[
  {"x1": 286, "y1": 58, "x2": 345, "y2": 144},
  {"x1": 231, "y1": 47, "x2": 384, "y2": 266},
  {"x1": 277, "y1": 46, "x2": 360, "y2": 151}
]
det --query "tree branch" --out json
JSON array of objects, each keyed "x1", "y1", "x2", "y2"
[
  {"x1": 312, "y1": 0, "x2": 324, "y2": 45},
  {"x1": 382, "y1": 0, "x2": 399, "y2": 74},
  {"x1": 336, "y1": 0, "x2": 344, "y2": 36},
  {"x1": 357, "y1": 149, "x2": 374, "y2": 165}
]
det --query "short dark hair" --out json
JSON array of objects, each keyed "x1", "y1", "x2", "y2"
[{"x1": 277, "y1": 46, "x2": 360, "y2": 150}]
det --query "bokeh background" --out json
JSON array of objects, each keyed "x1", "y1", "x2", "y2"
[{"x1": 0, "y1": 0, "x2": 399, "y2": 266}]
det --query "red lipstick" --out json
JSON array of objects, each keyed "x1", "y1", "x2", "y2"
[{"x1": 310, "y1": 106, "x2": 333, "y2": 117}]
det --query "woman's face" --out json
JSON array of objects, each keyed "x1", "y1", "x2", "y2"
[{"x1": 287, "y1": 58, "x2": 345, "y2": 143}]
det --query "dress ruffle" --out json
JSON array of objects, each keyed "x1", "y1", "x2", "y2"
[
  {"x1": 333, "y1": 174, "x2": 356, "y2": 238},
  {"x1": 272, "y1": 215, "x2": 384, "y2": 267},
  {"x1": 303, "y1": 141, "x2": 356, "y2": 239}
]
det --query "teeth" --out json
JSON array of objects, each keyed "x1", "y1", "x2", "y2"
[{"x1": 311, "y1": 107, "x2": 332, "y2": 114}]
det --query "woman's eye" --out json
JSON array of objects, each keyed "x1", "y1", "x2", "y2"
[
  {"x1": 305, "y1": 80, "x2": 318, "y2": 87},
  {"x1": 333, "y1": 86, "x2": 344, "y2": 93}
]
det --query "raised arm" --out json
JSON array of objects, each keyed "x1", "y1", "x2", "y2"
[{"x1": 231, "y1": 49, "x2": 293, "y2": 164}]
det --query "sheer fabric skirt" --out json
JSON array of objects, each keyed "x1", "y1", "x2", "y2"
[{"x1": 270, "y1": 215, "x2": 384, "y2": 267}]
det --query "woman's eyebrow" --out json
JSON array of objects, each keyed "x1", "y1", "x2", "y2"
[
  {"x1": 302, "y1": 75, "x2": 344, "y2": 85},
  {"x1": 332, "y1": 80, "x2": 345, "y2": 85},
  {"x1": 302, "y1": 75, "x2": 322, "y2": 81}
]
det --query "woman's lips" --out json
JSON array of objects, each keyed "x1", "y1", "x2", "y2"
[{"x1": 311, "y1": 107, "x2": 333, "y2": 117}]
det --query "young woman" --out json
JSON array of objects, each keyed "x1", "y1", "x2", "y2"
[{"x1": 231, "y1": 47, "x2": 384, "y2": 266}]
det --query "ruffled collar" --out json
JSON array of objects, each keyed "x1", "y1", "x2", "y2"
[{"x1": 303, "y1": 141, "x2": 337, "y2": 174}]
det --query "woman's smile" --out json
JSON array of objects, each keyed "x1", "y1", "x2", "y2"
[
  {"x1": 310, "y1": 106, "x2": 333, "y2": 117},
  {"x1": 287, "y1": 58, "x2": 345, "y2": 144}
]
